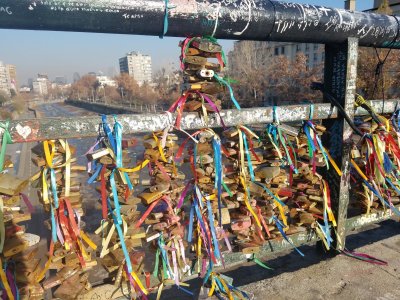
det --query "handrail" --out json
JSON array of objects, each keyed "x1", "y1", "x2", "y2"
[
  {"x1": 0, "y1": 1, "x2": 399, "y2": 48},
  {"x1": 2, "y1": 99, "x2": 398, "y2": 143}
]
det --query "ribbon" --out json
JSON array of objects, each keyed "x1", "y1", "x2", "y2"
[
  {"x1": 0, "y1": 121, "x2": 12, "y2": 172},
  {"x1": 0, "y1": 258, "x2": 14, "y2": 300},
  {"x1": 249, "y1": 254, "x2": 273, "y2": 270},
  {"x1": 340, "y1": 248, "x2": 388, "y2": 265},
  {"x1": 160, "y1": 0, "x2": 176, "y2": 39},
  {"x1": 273, "y1": 216, "x2": 305, "y2": 257},
  {"x1": 213, "y1": 74, "x2": 241, "y2": 110}
]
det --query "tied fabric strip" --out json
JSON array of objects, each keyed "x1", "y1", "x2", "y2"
[
  {"x1": 159, "y1": 0, "x2": 176, "y2": 39},
  {"x1": 0, "y1": 121, "x2": 12, "y2": 172},
  {"x1": 340, "y1": 248, "x2": 388, "y2": 266},
  {"x1": 213, "y1": 74, "x2": 241, "y2": 110}
]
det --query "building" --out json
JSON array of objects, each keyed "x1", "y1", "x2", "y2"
[
  {"x1": 54, "y1": 76, "x2": 67, "y2": 85},
  {"x1": 270, "y1": 42, "x2": 324, "y2": 70},
  {"x1": 32, "y1": 74, "x2": 49, "y2": 95},
  {"x1": 96, "y1": 75, "x2": 116, "y2": 87},
  {"x1": 119, "y1": 51, "x2": 152, "y2": 86},
  {"x1": 19, "y1": 86, "x2": 31, "y2": 93},
  {"x1": 228, "y1": 41, "x2": 324, "y2": 74},
  {"x1": 0, "y1": 61, "x2": 10, "y2": 96},
  {"x1": 6, "y1": 65, "x2": 17, "y2": 94}
]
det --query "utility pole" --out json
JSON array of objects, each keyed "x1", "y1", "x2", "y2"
[{"x1": 345, "y1": 0, "x2": 356, "y2": 10}]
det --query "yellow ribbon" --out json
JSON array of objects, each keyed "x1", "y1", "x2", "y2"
[
  {"x1": 43, "y1": 140, "x2": 55, "y2": 168},
  {"x1": 238, "y1": 129, "x2": 246, "y2": 179},
  {"x1": 275, "y1": 198, "x2": 288, "y2": 228},
  {"x1": 153, "y1": 133, "x2": 168, "y2": 163},
  {"x1": 59, "y1": 140, "x2": 71, "y2": 197},
  {"x1": 215, "y1": 274, "x2": 234, "y2": 300},
  {"x1": 315, "y1": 225, "x2": 329, "y2": 250},
  {"x1": 80, "y1": 231, "x2": 97, "y2": 250},
  {"x1": 0, "y1": 258, "x2": 14, "y2": 300},
  {"x1": 208, "y1": 276, "x2": 216, "y2": 297},
  {"x1": 119, "y1": 159, "x2": 150, "y2": 173},
  {"x1": 323, "y1": 147, "x2": 342, "y2": 176},
  {"x1": 131, "y1": 270, "x2": 148, "y2": 295},
  {"x1": 36, "y1": 257, "x2": 52, "y2": 282},
  {"x1": 350, "y1": 159, "x2": 368, "y2": 181},
  {"x1": 41, "y1": 169, "x2": 49, "y2": 205},
  {"x1": 156, "y1": 281, "x2": 164, "y2": 300},
  {"x1": 322, "y1": 180, "x2": 336, "y2": 227},
  {"x1": 240, "y1": 177, "x2": 262, "y2": 229}
]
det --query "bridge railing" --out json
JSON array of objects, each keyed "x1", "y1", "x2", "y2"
[{"x1": 1, "y1": 0, "x2": 400, "y2": 285}]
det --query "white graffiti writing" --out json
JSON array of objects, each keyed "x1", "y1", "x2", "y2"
[{"x1": 0, "y1": 6, "x2": 12, "y2": 15}]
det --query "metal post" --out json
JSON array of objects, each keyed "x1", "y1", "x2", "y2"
[{"x1": 322, "y1": 38, "x2": 358, "y2": 250}]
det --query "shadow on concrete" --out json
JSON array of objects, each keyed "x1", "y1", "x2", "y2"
[{"x1": 153, "y1": 220, "x2": 399, "y2": 300}]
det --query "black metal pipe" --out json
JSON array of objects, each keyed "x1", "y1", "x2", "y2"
[{"x1": 0, "y1": 0, "x2": 399, "y2": 48}]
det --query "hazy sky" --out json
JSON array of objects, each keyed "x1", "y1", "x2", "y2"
[{"x1": 0, "y1": 0, "x2": 373, "y2": 86}]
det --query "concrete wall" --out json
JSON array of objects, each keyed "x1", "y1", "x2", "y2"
[{"x1": 65, "y1": 99, "x2": 139, "y2": 115}]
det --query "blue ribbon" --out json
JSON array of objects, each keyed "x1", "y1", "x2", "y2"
[
  {"x1": 242, "y1": 133, "x2": 255, "y2": 181},
  {"x1": 107, "y1": 198, "x2": 133, "y2": 273},
  {"x1": 362, "y1": 179, "x2": 400, "y2": 216},
  {"x1": 101, "y1": 115, "x2": 116, "y2": 152},
  {"x1": 187, "y1": 204, "x2": 195, "y2": 243},
  {"x1": 213, "y1": 74, "x2": 241, "y2": 110},
  {"x1": 206, "y1": 199, "x2": 221, "y2": 260},
  {"x1": 304, "y1": 122, "x2": 316, "y2": 154},
  {"x1": 87, "y1": 163, "x2": 102, "y2": 184},
  {"x1": 203, "y1": 262, "x2": 214, "y2": 285},
  {"x1": 160, "y1": 0, "x2": 176, "y2": 39},
  {"x1": 273, "y1": 216, "x2": 305, "y2": 257},
  {"x1": 113, "y1": 117, "x2": 123, "y2": 168},
  {"x1": 110, "y1": 170, "x2": 123, "y2": 224},
  {"x1": 212, "y1": 137, "x2": 223, "y2": 226},
  {"x1": 227, "y1": 284, "x2": 251, "y2": 300},
  {"x1": 50, "y1": 203, "x2": 57, "y2": 243},
  {"x1": 50, "y1": 169, "x2": 59, "y2": 209},
  {"x1": 383, "y1": 178, "x2": 400, "y2": 216},
  {"x1": 253, "y1": 182, "x2": 286, "y2": 207}
]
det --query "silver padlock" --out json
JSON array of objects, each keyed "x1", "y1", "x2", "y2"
[{"x1": 197, "y1": 69, "x2": 215, "y2": 79}]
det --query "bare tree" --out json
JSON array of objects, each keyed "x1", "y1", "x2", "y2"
[
  {"x1": 357, "y1": 3, "x2": 400, "y2": 99},
  {"x1": 228, "y1": 41, "x2": 272, "y2": 107}
]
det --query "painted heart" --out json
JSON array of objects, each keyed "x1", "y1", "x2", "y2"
[{"x1": 15, "y1": 124, "x2": 32, "y2": 140}]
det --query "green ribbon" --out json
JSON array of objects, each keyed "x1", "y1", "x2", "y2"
[
  {"x1": 222, "y1": 180, "x2": 233, "y2": 197},
  {"x1": 250, "y1": 254, "x2": 274, "y2": 270},
  {"x1": 0, "y1": 198, "x2": 4, "y2": 253},
  {"x1": 153, "y1": 249, "x2": 160, "y2": 279},
  {"x1": 0, "y1": 121, "x2": 13, "y2": 172}
]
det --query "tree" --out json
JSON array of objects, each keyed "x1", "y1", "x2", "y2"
[
  {"x1": 114, "y1": 73, "x2": 140, "y2": 103},
  {"x1": 69, "y1": 75, "x2": 97, "y2": 100},
  {"x1": 153, "y1": 68, "x2": 181, "y2": 107},
  {"x1": 267, "y1": 53, "x2": 322, "y2": 104},
  {"x1": 357, "y1": 2, "x2": 400, "y2": 99},
  {"x1": 228, "y1": 41, "x2": 272, "y2": 107},
  {"x1": 227, "y1": 41, "x2": 322, "y2": 107},
  {"x1": 103, "y1": 85, "x2": 120, "y2": 104},
  {"x1": 0, "y1": 91, "x2": 10, "y2": 107}
]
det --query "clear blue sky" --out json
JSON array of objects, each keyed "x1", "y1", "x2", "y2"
[{"x1": 0, "y1": 0, "x2": 373, "y2": 86}]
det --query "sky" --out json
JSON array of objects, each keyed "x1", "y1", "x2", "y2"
[{"x1": 0, "y1": 0, "x2": 374, "y2": 86}]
